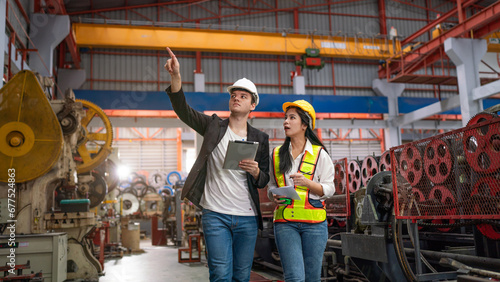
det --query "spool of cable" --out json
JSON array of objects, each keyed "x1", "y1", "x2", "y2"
[
  {"x1": 470, "y1": 177, "x2": 500, "y2": 240},
  {"x1": 466, "y1": 112, "x2": 498, "y2": 127},
  {"x1": 159, "y1": 185, "x2": 174, "y2": 196},
  {"x1": 128, "y1": 172, "x2": 147, "y2": 183},
  {"x1": 399, "y1": 145, "x2": 425, "y2": 187},
  {"x1": 428, "y1": 185, "x2": 456, "y2": 232},
  {"x1": 379, "y1": 150, "x2": 392, "y2": 172},
  {"x1": 361, "y1": 155, "x2": 379, "y2": 187},
  {"x1": 463, "y1": 113, "x2": 500, "y2": 174},
  {"x1": 149, "y1": 171, "x2": 167, "y2": 188},
  {"x1": 118, "y1": 180, "x2": 131, "y2": 190},
  {"x1": 333, "y1": 162, "x2": 346, "y2": 194},
  {"x1": 131, "y1": 181, "x2": 148, "y2": 197},
  {"x1": 407, "y1": 187, "x2": 425, "y2": 217},
  {"x1": 167, "y1": 171, "x2": 183, "y2": 186},
  {"x1": 347, "y1": 160, "x2": 362, "y2": 192},
  {"x1": 424, "y1": 139, "x2": 454, "y2": 184},
  {"x1": 118, "y1": 192, "x2": 140, "y2": 216}
]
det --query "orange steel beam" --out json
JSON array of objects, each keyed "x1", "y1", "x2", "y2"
[
  {"x1": 131, "y1": 127, "x2": 146, "y2": 139},
  {"x1": 401, "y1": 0, "x2": 478, "y2": 46},
  {"x1": 317, "y1": 127, "x2": 323, "y2": 143},
  {"x1": 104, "y1": 109, "x2": 179, "y2": 118},
  {"x1": 177, "y1": 128, "x2": 182, "y2": 171},
  {"x1": 379, "y1": 128, "x2": 385, "y2": 153},
  {"x1": 113, "y1": 138, "x2": 176, "y2": 141},
  {"x1": 329, "y1": 129, "x2": 340, "y2": 139},
  {"x1": 73, "y1": 23, "x2": 400, "y2": 60},
  {"x1": 342, "y1": 129, "x2": 352, "y2": 139},
  {"x1": 150, "y1": 128, "x2": 164, "y2": 139}
]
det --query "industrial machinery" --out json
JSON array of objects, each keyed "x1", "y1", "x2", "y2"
[
  {"x1": 0, "y1": 70, "x2": 114, "y2": 281},
  {"x1": 257, "y1": 111, "x2": 500, "y2": 281}
]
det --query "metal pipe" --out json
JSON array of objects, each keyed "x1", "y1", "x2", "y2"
[
  {"x1": 440, "y1": 258, "x2": 500, "y2": 279},
  {"x1": 328, "y1": 238, "x2": 500, "y2": 271},
  {"x1": 405, "y1": 248, "x2": 500, "y2": 271},
  {"x1": 327, "y1": 239, "x2": 342, "y2": 248},
  {"x1": 344, "y1": 256, "x2": 351, "y2": 276}
]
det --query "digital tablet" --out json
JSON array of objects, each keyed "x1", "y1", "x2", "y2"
[{"x1": 223, "y1": 140, "x2": 259, "y2": 170}]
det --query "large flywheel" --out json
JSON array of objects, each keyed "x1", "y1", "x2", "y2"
[
  {"x1": 74, "y1": 99, "x2": 113, "y2": 174},
  {"x1": 0, "y1": 71, "x2": 63, "y2": 182}
]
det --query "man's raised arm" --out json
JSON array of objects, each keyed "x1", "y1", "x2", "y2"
[{"x1": 164, "y1": 47, "x2": 181, "y2": 92}]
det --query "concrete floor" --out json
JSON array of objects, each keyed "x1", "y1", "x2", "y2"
[{"x1": 99, "y1": 240, "x2": 282, "y2": 282}]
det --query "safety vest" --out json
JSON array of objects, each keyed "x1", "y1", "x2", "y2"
[{"x1": 272, "y1": 144, "x2": 326, "y2": 223}]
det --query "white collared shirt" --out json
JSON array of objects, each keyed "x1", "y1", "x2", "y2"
[{"x1": 267, "y1": 139, "x2": 335, "y2": 201}]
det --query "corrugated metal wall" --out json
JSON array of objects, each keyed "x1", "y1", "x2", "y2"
[
  {"x1": 110, "y1": 127, "x2": 180, "y2": 172},
  {"x1": 114, "y1": 140, "x2": 178, "y2": 172}
]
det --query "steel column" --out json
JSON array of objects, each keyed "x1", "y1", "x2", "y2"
[
  {"x1": 444, "y1": 38, "x2": 486, "y2": 126},
  {"x1": 29, "y1": 13, "x2": 70, "y2": 76},
  {"x1": 372, "y1": 79, "x2": 405, "y2": 147},
  {"x1": 378, "y1": 0, "x2": 387, "y2": 35}
]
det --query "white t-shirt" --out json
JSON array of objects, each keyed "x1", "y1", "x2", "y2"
[
  {"x1": 200, "y1": 127, "x2": 257, "y2": 216},
  {"x1": 267, "y1": 139, "x2": 335, "y2": 201}
]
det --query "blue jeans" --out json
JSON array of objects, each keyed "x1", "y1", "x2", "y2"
[
  {"x1": 274, "y1": 221, "x2": 328, "y2": 282},
  {"x1": 202, "y1": 209, "x2": 258, "y2": 282}
]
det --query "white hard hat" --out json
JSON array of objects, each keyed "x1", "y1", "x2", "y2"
[{"x1": 227, "y1": 78, "x2": 259, "y2": 106}]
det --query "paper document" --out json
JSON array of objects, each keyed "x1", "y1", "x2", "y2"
[
  {"x1": 223, "y1": 140, "x2": 259, "y2": 170},
  {"x1": 269, "y1": 185, "x2": 301, "y2": 200}
]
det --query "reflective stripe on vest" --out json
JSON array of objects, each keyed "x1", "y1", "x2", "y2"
[{"x1": 272, "y1": 144, "x2": 326, "y2": 223}]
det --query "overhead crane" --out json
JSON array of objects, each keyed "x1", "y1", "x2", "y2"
[{"x1": 73, "y1": 23, "x2": 400, "y2": 60}]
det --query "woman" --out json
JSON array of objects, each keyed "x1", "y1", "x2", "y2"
[{"x1": 268, "y1": 100, "x2": 335, "y2": 282}]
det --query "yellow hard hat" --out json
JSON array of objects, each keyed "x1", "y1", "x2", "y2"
[{"x1": 282, "y1": 100, "x2": 316, "y2": 130}]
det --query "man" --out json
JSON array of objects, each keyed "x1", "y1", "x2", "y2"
[{"x1": 164, "y1": 47, "x2": 270, "y2": 282}]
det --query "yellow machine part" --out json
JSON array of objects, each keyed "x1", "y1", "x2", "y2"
[
  {"x1": 0, "y1": 70, "x2": 63, "y2": 183},
  {"x1": 75, "y1": 99, "x2": 113, "y2": 174}
]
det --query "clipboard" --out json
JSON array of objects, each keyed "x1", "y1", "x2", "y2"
[{"x1": 223, "y1": 140, "x2": 259, "y2": 170}]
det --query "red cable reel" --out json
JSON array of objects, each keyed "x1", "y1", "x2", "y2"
[
  {"x1": 379, "y1": 150, "x2": 392, "y2": 172},
  {"x1": 424, "y1": 139, "x2": 454, "y2": 184},
  {"x1": 408, "y1": 187, "x2": 426, "y2": 230},
  {"x1": 361, "y1": 155, "x2": 379, "y2": 187},
  {"x1": 470, "y1": 177, "x2": 500, "y2": 240},
  {"x1": 464, "y1": 113, "x2": 500, "y2": 174},
  {"x1": 347, "y1": 160, "x2": 362, "y2": 193},
  {"x1": 334, "y1": 162, "x2": 346, "y2": 195},
  {"x1": 399, "y1": 145, "x2": 425, "y2": 187},
  {"x1": 428, "y1": 185, "x2": 456, "y2": 233}
]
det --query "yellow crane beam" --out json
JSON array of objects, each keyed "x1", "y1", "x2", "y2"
[{"x1": 73, "y1": 23, "x2": 400, "y2": 60}]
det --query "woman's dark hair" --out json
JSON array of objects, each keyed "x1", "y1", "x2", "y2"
[{"x1": 278, "y1": 106, "x2": 328, "y2": 174}]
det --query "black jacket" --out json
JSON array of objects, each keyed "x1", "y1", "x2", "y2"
[{"x1": 166, "y1": 87, "x2": 270, "y2": 229}]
